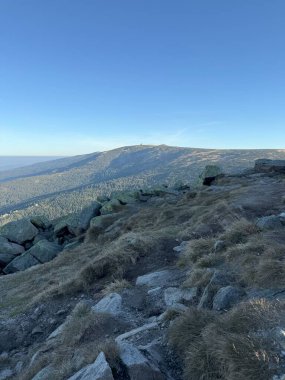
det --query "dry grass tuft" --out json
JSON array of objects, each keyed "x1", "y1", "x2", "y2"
[
  {"x1": 178, "y1": 238, "x2": 215, "y2": 266},
  {"x1": 182, "y1": 268, "x2": 213, "y2": 289},
  {"x1": 102, "y1": 279, "x2": 131, "y2": 295},
  {"x1": 221, "y1": 219, "x2": 260, "y2": 245},
  {"x1": 169, "y1": 299, "x2": 281, "y2": 380}
]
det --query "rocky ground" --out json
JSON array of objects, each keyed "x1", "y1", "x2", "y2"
[{"x1": 0, "y1": 160, "x2": 285, "y2": 380}]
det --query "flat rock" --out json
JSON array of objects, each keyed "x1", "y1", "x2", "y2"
[
  {"x1": 27, "y1": 240, "x2": 61, "y2": 263},
  {"x1": 0, "y1": 219, "x2": 38, "y2": 244},
  {"x1": 3, "y1": 251, "x2": 40, "y2": 274},
  {"x1": 136, "y1": 269, "x2": 184, "y2": 288},
  {"x1": 212, "y1": 286, "x2": 246, "y2": 310},
  {"x1": 118, "y1": 341, "x2": 165, "y2": 380},
  {"x1": 67, "y1": 352, "x2": 114, "y2": 380},
  {"x1": 92, "y1": 293, "x2": 122, "y2": 316}
]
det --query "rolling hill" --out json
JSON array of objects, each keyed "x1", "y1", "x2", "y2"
[{"x1": 1, "y1": 144, "x2": 285, "y2": 225}]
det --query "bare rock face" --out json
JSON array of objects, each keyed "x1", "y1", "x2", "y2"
[
  {"x1": 0, "y1": 219, "x2": 38, "y2": 245},
  {"x1": 67, "y1": 352, "x2": 114, "y2": 380},
  {"x1": 254, "y1": 159, "x2": 285, "y2": 174}
]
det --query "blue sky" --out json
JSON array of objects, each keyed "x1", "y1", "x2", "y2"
[{"x1": 0, "y1": 0, "x2": 285, "y2": 155}]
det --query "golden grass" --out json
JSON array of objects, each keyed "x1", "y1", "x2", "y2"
[
  {"x1": 169, "y1": 299, "x2": 281, "y2": 380},
  {"x1": 102, "y1": 279, "x2": 131, "y2": 295}
]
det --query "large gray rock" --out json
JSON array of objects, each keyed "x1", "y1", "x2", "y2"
[
  {"x1": 27, "y1": 240, "x2": 61, "y2": 263},
  {"x1": 198, "y1": 165, "x2": 223, "y2": 186},
  {"x1": 54, "y1": 202, "x2": 101, "y2": 237},
  {"x1": 3, "y1": 251, "x2": 40, "y2": 274},
  {"x1": 254, "y1": 159, "x2": 285, "y2": 174},
  {"x1": 54, "y1": 215, "x2": 77, "y2": 237},
  {"x1": 30, "y1": 215, "x2": 52, "y2": 230},
  {"x1": 92, "y1": 293, "x2": 122, "y2": 316},
  {"x1": 118, "y1": 341, "x2": 165, "y2": 380},
  {"x1": 136, "y1": 269, "x2": 184, "y2": 288},
  {"x1": 77, "y1": 202, "x2": 102, "y2": 230},
  {"x1": 0, "y1": 219, "x2": 38, "y2": 244},
  {"x1": 256, "y1": 215, "x2": 282, "y2": 230},
  {"x1": 0, "y1": 239, "x2": 24, "y2": 265},
  {"x1": 212, "y1": 286, "x2": 246, "y2": 310},
  {"x1": 67, "y1": 352, "x2": 114, "y2": 380}
]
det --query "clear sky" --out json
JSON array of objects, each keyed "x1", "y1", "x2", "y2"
[{"x1": 0, "y1": 0, "x2": 285, "y2": 155}]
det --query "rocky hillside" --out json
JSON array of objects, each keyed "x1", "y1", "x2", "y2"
[
  {"x1": 1, "y1": 145, "x2": 285, "y2": 226},
  {"x1": 0, "y1": 159, "x2": 285, "y2": 380}
]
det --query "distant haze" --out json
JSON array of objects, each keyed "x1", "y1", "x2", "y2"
[{"x1": 0, "y1": 157, "x2": 64, "y2": 172}]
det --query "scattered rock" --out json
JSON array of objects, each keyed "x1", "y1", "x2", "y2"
[
  {"x1": 117, "y1": 341, "x2": 165, "y2": 380},
  {"x1": 0, "y1": 219, "x2": 38, "y2": 244},
  {"x1": 212, "y1": 286, "x2": 246, "y2": 310},
  {"x1": 92, "y1": 293, "x2": 122, "y2": 316},
  {"x1": 67, "y1": 352, "x2": 114, "y2": 380}
]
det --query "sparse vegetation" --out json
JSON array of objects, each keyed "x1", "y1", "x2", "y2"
[
  {"x1": 20, "y1": 303, "x2": 121, "y2": 380},
  {"x1": 169, "y1": 300, "x2": 281, "y2": 380}
]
